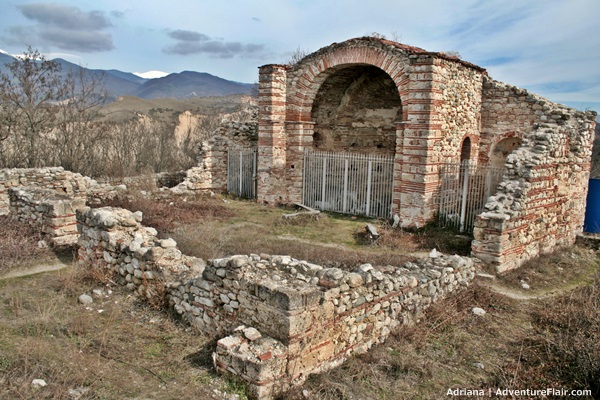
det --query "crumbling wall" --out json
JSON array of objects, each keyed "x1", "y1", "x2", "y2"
[
  {"x1": 76, "y1": 206, "x2": 205, "y2": 299},
  {"x1": 0, "y1": 167, "x2": 124, "y2": 215},
  {"x1": 173, "y1": 120, "x2": 257, "y2": 194},
  {"x1": 208, "y1": 253, "x2": 475, "y2": 398},
  {"x1": 472, "y1": 81, "x2": 596, "y2": 271},
  {"x1": 0, "y1": 167, "x2": 88, "y2": 215},
  {"x1": 9, "y1": 187, "x2": 86, "y2": 246},
  {"x1": 76, "y1": 205, "x2": 475, "y2": 399}
]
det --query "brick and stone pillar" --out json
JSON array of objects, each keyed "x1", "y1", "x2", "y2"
[
  {"x1": 257, "y1": 65, "x2": 288, "y2": 204},
  {"x1": 397, "y1": 55, "x2": 440, "y2": 227}
]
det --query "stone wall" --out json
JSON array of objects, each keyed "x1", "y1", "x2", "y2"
[
  {"x1": 173, "y1": 120, "x2": 258, "y2": 194},
  {"x1": 9, "y1": 187, "x2": 86, "y2": 246},
  {"x1": 0, "y1": 167, "x2": 124, "y2": 215},
  {"x1": 208, "y1": 253, "x2": 475, "y2": 398},
  {"x1": 76, "y1": 205, "x2": 475, "y2": 399},
  {"x1": 436, "y1": 57, "x2": 484, "y2": 164},
  {"x1": 472, "y1": 81, "x2": 596, "y2": 271},
  {"x1": 76, "y1": 207, "x2": 205, "y2": 299},
  {"x1": 0, "y1": 167, "x2": 88, "y2": 215}
]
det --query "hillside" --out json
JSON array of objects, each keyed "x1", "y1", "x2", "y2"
[
  {"x1": 0, "y1": 53, "x2": 254, "y2": 100},
  {"x1": 132, "y1": 71, "x2": 253, "y2": 99},
  {"x1": 100, "y1": 94, "x2": 256, "y2": 123}
]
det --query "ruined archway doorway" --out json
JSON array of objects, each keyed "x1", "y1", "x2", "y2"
[
  {"x1": 490, "y1": 137, "x2": 522, "y2": 169},
  {"x1": 302, "y1": 65, "x2": 401, "y2": 218}
]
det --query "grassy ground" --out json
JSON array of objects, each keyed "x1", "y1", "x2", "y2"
[
  {"x1": 0, "y1": 265, "x2": 242, "y2": 400},
  {"x1": 2, "y1": 193, "x2": 598, "y2": 399},
  {"x1": 102, "y1": 193, "x2": 472, "y2": 269}
]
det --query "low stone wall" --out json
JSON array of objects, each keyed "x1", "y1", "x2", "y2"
[
  {"x1": 9, "y1": 187, "x2": 87, "y2": 246},
  {"x1": 0, "y1": 167, "x2": 88, "y2": 215},
  {"x1": 0, "y1": 167, "x2": 125, "y2": 215},
  {"x1": 207, "y1": 254, "x2": 474, "y2": 398},
  {"x1": 76, "y1": 206, "x2": 476, "y2": 399},
  {"x1": 76, "y1": 207, "x2": 205, "y2": 299}
]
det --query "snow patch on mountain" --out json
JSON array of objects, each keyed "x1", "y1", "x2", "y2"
[{"x1": 133, "y1": 70, "x2": 170, "y2": 79}]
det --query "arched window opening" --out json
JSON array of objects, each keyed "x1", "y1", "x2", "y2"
[{"x1": 460, "y1": 137, "x2": 471, "y2": 164}]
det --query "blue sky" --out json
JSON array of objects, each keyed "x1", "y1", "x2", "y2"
[{"x1": 0, "y1": 0, "x2": 599, "y2": 113}]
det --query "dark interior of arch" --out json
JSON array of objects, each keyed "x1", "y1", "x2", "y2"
[{"x1": 310, "y1": 65, "x2": 402, "y2": 155}]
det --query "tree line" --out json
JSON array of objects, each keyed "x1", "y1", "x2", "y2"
[{"x1": 0, "y1": 47, "x2": 211, "y2": 178}]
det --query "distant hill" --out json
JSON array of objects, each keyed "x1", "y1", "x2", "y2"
[
  {"x1": 132, "y1": 71, "x2": 253, "y2": 99},
  {"x1": 0, "y1": 51, "x2": 254, "y2": 100},
  {"x1": 0, "y1": 51, "x2": 14, "y2": 66},
  {"x1": 53, "y1": 59, "x2": 142, "y2": 98}
]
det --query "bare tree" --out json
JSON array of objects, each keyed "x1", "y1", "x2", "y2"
[
  {"x1": 50, "y1": 67, "x2": 109, "y2": 174},
  {"x1": 0, "y1": 47, "x2": 65, "y2": 167},
  {"x1": 286, "y1": 46, "x2": 311, "y2": 65}
]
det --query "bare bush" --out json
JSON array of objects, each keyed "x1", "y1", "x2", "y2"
[{"x1": 0, "y1": 216, "x2": 55, "y2": 271}]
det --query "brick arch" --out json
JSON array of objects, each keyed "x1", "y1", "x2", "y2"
[{"x1": 285, "y1": 41, "x2": 412, "y2": 123}]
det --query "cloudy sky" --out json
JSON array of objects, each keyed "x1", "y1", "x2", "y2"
[{"x1": 0, "y1": 0, "x2": 598, "y2": 112}]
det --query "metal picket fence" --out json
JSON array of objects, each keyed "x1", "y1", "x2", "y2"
[
  {"x1": 302, "y1": 150, "x2": 394, "y2": 218},
  {"x1": 438, "y1": 161, "x2": 505, "y2": 233},
  {"x1": 227, "y1": 146, "x2": 257, "y2": 199}
]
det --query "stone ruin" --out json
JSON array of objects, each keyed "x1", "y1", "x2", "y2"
[
  {"x1": 186, "y1": 36, "x2": 596, "y2": 273},
  {"x1": 0, "y1": 36, "x2": 597, "y2": 399},
  {"x1": 0, "y1": 168, "x2": 475, "y2": 398},
  {"x1": 76, "y1": 206, "x2": 475, "y2": 399}
]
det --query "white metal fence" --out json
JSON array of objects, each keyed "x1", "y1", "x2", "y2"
[
  {"x1": 227, "y1": 146, "x2": 257, "y2": 199},
  {"x1": 302, "y1": 150, "x2": 394, "y2": 218},
  {"x1": 438, "y1": 161, "x2": 505, "y2": 233}
]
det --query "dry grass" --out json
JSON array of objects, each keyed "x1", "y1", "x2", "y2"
[
  {"x1": 491, "y1": 270, "x2": 600, "y2": 397},
  {"x1": 0, "y1": 265, "x2": 237, "y2": 400},
  {"x1": 494, "y1": 246, "x2": 598, "y2": 293},
  {"x1": 0, "y1": 216, "x2": 58, "y2": 273},
  {"x1": 97, "y1": 192, "x2": 235, "y2": 232}
]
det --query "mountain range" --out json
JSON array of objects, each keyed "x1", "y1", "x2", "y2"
[{"x1": 0, "y1": 50, "x2": 255, "y2": 100}]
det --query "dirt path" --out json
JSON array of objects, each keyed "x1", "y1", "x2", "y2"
[
  {"x1": 478, "y1": 276, "x2": 589, "y2": 300},
  {"x1": 0, "y1": 261, "x2": 70, "y2": 280}
]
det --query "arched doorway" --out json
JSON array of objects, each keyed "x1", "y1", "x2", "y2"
[
  {"x1": 302, "y1": 65, "x2": 401, "y2": 218},
  {"x1": 460, "y1": 137, "x2": 471, "y2": 164}
]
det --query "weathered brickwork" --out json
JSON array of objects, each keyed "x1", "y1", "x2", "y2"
[
  {"x1": 472, "y1": 81, "x2": 596, "y2": 271},
  {"x1": 252, "y1": 37, "x2": 488, "y2": 226},
  {"x1": 76, "y1": 206, "x2": 475, "y2": 399}
]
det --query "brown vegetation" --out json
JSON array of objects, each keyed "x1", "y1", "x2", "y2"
[{"x1": 0, "y1": 215, "x2": 56, "y2": 273}]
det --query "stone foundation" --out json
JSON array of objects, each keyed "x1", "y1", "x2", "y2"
[{"x1": 76, "y1": 205, "x2": 475, "y2": 399}]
